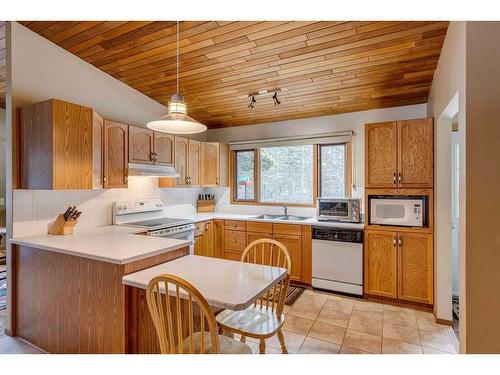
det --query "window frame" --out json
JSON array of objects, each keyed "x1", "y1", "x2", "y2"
[
  {"x1": 318, "y1": 142, "x2": 352, "y2": 199},
  {"x1": 230, "y1": 143, "x2": 351, "y2": 207}
]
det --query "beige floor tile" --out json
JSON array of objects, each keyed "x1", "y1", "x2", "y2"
[
  {"x1": 422, "y1": 346, "x2": 453, "y2": 354},
  {"x1": 308, "y1": 321, "x2": 346, "y2": 345},
  {"x1": 382, "y1": 304, "x2": 417, "y2": 316},
  {"x1": 0, "y1": 336, "x2": 42, "y2": 354},
  {"x1": 342, "y1": 329, "x2": 382, "y2": 354},
  {"x1": 298, "y1": 337, "x2": 341, "y2": 354},
  {"x1": 416, "y1": 312, "x2": 450, "y2": 333},
  {"x1": 266, "y1": 330, "x2": 305, "y2": 354},
  {"x1": 348, "y1": 315, "x2": 383, "y2": 336},
  {"x1": 383, "y1": 310, "x2": 418, "y2": 328},
  {"x1": 353, "y1": 300, "x2": 384, "y2": 313},
  {"x1": 295, "y1": 292, "x2": 328, "y2": 309},
  {"x1": 351, "y1": 309, "x2": 383, "y2": 322},
  {"x1": 316, "y1": 309, "x2": 351, "y2": 328},
  {"x1": 340, "y1": 345, "x2": 371, "y2": 354},
  {"x1": 245, "y1": 340, "x2": 281, "y2": 354},
  {"x1": 322, "y1": 297, "x2": 354, "y2": 315},
  {"x1": 382, "y1": 338, "x2": 423, "y2": 354},
  {"x1": 283, "y1": 314, "x2": 314, "y2": 335},
  {"x1": 382, "y1": 322, "x2": 421, "y2": 346},
  {"x1": 419, "y1": 329, "x2": 457, "y2": 353},
  {"x1": 288, "y1": 301, "x2": 322, "y2": 320},
  {"x1": 282, "y1": 305, "x2": 291, "y2": 314}
]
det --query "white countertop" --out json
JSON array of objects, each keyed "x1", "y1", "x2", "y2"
[
  {"x1": 10, "y1": 225, "x2": 191, "y2": 265},
  {"x1": 171, "y1": 212, "x2": 365, "y2": 229},
  {"x1": 122, "y1": 255, "x2": 287, "y2": 310}
]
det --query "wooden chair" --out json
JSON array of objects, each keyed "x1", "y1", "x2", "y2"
[
  {"x1": 146, "y1": 274, "x2": 252, "y2": 354},
  {"x1": 216, "y1": 239, "x2": 292, "y2": 354}
]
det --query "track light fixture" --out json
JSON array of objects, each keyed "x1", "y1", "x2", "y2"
[
  {"x1": 272, "y1": 91, "x2": 281, "y2": 106},
  {"x1": 248, "y1": 95, "x2": 256, "y2": 110},
  {"x1": 246, "y1": 88, "x2": 282, "y2": 110}
]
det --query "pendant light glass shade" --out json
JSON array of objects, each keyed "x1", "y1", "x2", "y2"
[{"x1": 146, "y1": 23, "x2": 206, "y2": 134}]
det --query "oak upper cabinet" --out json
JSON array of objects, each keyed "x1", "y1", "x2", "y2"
[
  {"x1": 20, "y1": 99, "x2": 103, "y2": 190},
  {"x1": 174, "y1": 136, "x2": 188, "y2": 186},
  {"x1": 365, "y1": 118, "x2": 433, "y2": 188},
  {"x1": 364, "y1": 230, "x2": 398, "y2": 298},
  {"x1": 129, "y1": 127, "x2": 175, "y2": 166},
  {"x1": 128, "y1": 126, "x2": 154, "y2": 165},
  {"x1": 201, "y1": 142, "x2": 229, "y2": 187},
  {"x1": 103, "y1": 120, "x2": 128, "y2": 188},
  {"x1": 153, "y1": 132, "x2": 174, "y2": 165},
  {"x1": 173, "y1": 137, "x2": 200, "y2": 186},
  {"x1": 397, "y1": 118, "x2": 434, "y2": 187},
  {"x1": 187, "y1": 139, "x2": 201, "y2": 186},
  {"x1": 365, "y1": 121, "x2": 398, "y2": 188},
  {"x1": 398, "y1": 232, "x2": 433, "y2": 304}
]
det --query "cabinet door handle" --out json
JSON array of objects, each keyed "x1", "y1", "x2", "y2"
[
  {"x1": 216, "y1": 177, "x2": 219, "y2": 185},
  {"x1": 393, "y1": 173, "x2": 396, "y2": 185},
  {"x1": 398, "y1": 238, "x2": 402, "y2": 247},
  {"x1": 398, "y1": 172, "x2": 402, "y2": 183},
  {"x1": 393, "y1": 238, "x2": 396, "y2": 247}
]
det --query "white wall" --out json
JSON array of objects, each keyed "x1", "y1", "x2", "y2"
[
  {"x1": 207, "y1": 104, "x2": 427, "y2": 217},
  {"x1": 426, "y1": 21, "x2": 466, "y2": 345}
]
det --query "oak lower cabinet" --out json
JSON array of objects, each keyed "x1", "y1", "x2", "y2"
[
  {"x1": 221, "y1": 220, "x2": 311, "y2": 285},
  {"x1": 273, "y1": 234, "x2": 302, "y2": 282},
  {"x1": 398, "y1": 232, "x2": 434, "y2": 304},
  {"x1": 20, "y1": 99, "x2": 103, "y2": 189},
  {"x1": 193, "y1": 221, "x2": 214, "y2": 257},
  {"x1": 365, "y1": 118, "x2": 433, "y2": 189},
  {"x1": 364, "y1": 229, "x2": 433, "y2": 305},
  {"x1": 104, "y1": 120, "x2": 129, "y2": 188},
  {"x1": 364, "y1": 230, "x2": 398, "y2": 298}
]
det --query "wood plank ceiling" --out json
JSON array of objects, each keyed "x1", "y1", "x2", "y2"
[
  {"x1": 19, "y1": 21, "x2": 448, "y2": 128},
  {"x1": 0, "y1": 22, "x2": 6, "y2": 108}
]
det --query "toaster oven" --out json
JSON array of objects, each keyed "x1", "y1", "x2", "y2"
[{"x1": 317, "y1": 198, "x2": 361, "y2": 223}]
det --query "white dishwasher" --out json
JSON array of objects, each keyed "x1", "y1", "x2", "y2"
[{"x1": 312, "y1": 226, "x2": 364, "y2": 296}]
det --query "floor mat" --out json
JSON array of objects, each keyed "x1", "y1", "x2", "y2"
[{"x1": 285, "y1": 285, "x2": 306, "y2": 306}]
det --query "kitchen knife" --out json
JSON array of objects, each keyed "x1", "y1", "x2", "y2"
[{"x1": 63, "y1": 206, "x2": 72, "y2": 221}]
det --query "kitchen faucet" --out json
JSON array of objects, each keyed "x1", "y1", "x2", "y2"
[{"x1": 283, "y1": 205, "x2": 288, "y2": 216}]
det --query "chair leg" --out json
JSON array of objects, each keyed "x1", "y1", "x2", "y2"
[
  {"x1": 259, "y1": 339, "x2": 266, "y2": 354},
  {"x1": 277, "y1": 330, "x2": 288, "y2": 354},
  {"x1": 240, "y1": 335, "x2": 246, "y2": 343}
]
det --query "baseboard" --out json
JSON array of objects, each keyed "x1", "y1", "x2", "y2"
[{"x1": 434, "y1": 313, "x2": 453, "y2": 326}]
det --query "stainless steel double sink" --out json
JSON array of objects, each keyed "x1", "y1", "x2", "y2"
[{"x1": 253, "y1": 214, "x2": 311, "y2": 221}]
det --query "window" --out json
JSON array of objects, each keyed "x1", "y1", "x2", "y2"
[
  {"x1": 232, "y1": 142, "x2": 350, "y2": 206},
  {"x1": 319, "y1": 144, "x2": 346, "y2": 198},
  {"x1": 260, "y1": 145, "x2": 314, "y2": 204},
  {"x1": 234, "y1": 150, "x2": 255, "y2": 201}
]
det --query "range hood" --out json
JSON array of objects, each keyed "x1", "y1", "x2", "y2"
[{"x1": 128, "y1": 163, "x2": 179, "y2": 178}]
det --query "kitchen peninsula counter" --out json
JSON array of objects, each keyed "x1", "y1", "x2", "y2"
[{"x1": 9, "y1": 225, "x2": 190, "y2": 354}]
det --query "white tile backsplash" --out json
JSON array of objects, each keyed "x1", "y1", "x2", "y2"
[{"x1": 12, "y1": 176, "x2": 203, "y2": 237}]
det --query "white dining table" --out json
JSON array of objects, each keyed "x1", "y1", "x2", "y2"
[{"x1": 122, "y1": 254, "x2": 288, "y2": 310}]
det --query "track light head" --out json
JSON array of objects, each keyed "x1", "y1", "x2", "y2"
[
  {"x1": 248, "y1": 95, "x2": 256, "y2": 110},
  {"x1": 272, "y1": 92, "x2": 281, "y2": 106}
]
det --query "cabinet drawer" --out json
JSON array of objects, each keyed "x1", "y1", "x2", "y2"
[
  {"x1": 223, "y1": 250, "x2": 243, "y2": 262},
  {"x1": 224, "y1": 220, "x2": 246, "y2": 231},
  {"x1": 194, "y1": 222, "x2": 205, "y2": 237},
  {"x1": 273, "y1": 223, "x2": 302, "y2": 236},
  {"x1": 224, "y1": 230, "x2": 247, "y2": 251},
  {"x1": 247, "y1": 221, "x2": 273, "y2": 234}
]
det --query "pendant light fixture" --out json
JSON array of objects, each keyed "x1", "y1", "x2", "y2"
[{"x1": 146, "y1": 21, "x2": 207, "y2": 134}]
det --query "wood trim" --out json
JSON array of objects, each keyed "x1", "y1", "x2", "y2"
[{"x1": 363, "y1": 293, "x2": 433, "y2": 311}]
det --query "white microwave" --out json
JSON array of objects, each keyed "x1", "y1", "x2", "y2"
[{"x1": 370, "y1": 197, "x2": 424, "y2": 227}]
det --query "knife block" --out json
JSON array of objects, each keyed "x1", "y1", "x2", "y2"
[
  {"x1": 197, "y1": 199, "x2": 215, "y2": 213},
  {"x1": 48, "y1": 214, "x2": 77, "y2": 235}
]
